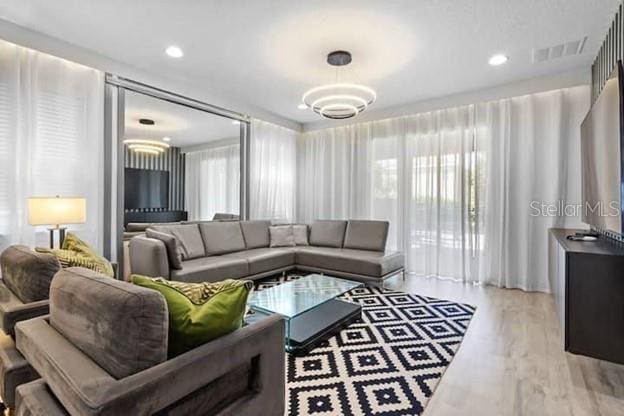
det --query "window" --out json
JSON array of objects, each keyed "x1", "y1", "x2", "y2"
[{"x1": 0, "y1": 40, "x2": 103, "y2": 251}]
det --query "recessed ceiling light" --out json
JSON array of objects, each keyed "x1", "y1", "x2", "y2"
[
  {"x1": 488, "y1": 54, "x2": 508, "y2": 66},
  {"x1": 297, "y1": 103, "x2": 308, "y2": 110},
  {"x1": 162, "y1": 137, "x2": 171, "y2": 142},
  {"x1": 165, "y1": 45, "x2": 184, "y2": 58},
  {"x1": 232, "y1": 120, "x2": 240, "y2": 125}
]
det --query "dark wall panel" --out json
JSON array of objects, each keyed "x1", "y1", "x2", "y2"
[
  {"x1": 124, "y1": 146, "x2": 185, "y2": 211},
  {"x1": 592, "y1": 3, "x2": 623, "y2": 103}
]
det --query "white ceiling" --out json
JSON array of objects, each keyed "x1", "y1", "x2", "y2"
[
  {"x1": 0, "y1": 0, "x2": 620, "y2": 126},
  {"x1": 125, "y1": 91, "x2": 240, "y2": 147}
]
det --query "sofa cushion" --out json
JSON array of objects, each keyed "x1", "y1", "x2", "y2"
[
  {"x1": 132, "y1": 276, "x2": 252, "y2": 357},
  {"x1": 269, "y1": 225, "x2": 295, "y2": 248},
  {"x1": 225, "y1": 248, "x2": 295, "y2": 275},
  {"x1": 49, "y1": 268, "x2": 168, "y2": 379},
  {"x1": 199, "y1": 222, "x2": 246, "y2": 255},
  {"x1": 171, "y1": 257, "x2": 249, "y2": 283},
  {"x1": 145, "y1": 229, "x2": 183, "y2": 269},
  {"x1": 295, "y1": 247, "x2": 404, "y2": 277},
  {"x1": 152, "y1": 224, "x2": 206, "y2": 260},
  {"x1": 240, "y1": 220, "x2": 270, "y2": 249},
  {"x1": 293, "y1": 224, "x2": 309, "y2": 246},
  {"x1": 343, "y1": 220, "x2": 389, "y2": 252},
  {"x1": 0, "y1": 245, "x2": 60, "y2": 303},
  {"x1": 308, "y1": 220, "x2": 347, "y2": 248}
]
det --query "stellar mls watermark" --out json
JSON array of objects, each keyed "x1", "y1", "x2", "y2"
[{"x1": 529, "y1": 200, "x2": 620, "y2": 217}]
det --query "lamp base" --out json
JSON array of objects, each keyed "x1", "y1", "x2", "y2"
[{"x1": 47, "y1": 226, "x2": 67, "y2": 249}]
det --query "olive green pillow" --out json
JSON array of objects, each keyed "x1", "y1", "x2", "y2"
[
  {"x1": 36, "y1": 247, "x2": 114, "y2": 278},
  {"x1": 131, "y1": 275, "x2": 253, "y2": 357},
  {"x1": 61, "y1": 232, "x2": 114, "y2": 277}
]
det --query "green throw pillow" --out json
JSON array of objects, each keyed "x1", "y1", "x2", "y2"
[
  {"x1": 61, "y1": 232, "x2": 114, "y2": 277},
  {"x1": 36, "y1": 246, "x2": 114, "y2": 278},
  {"x1": 131, "y1": 275, "x2": 253, "y2": 357}
]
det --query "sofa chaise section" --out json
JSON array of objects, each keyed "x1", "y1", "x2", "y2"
[{"x1": 295, "y1": 247, "x2": 404, "y2": 283}]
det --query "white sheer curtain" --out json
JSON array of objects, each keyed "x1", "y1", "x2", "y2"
[
  {"x1": 298, "y1": 109, "x2": 481, "y2": 281},
  {"x1": 298, "y1": 85, "x2": 589, "y2": 292},
  {"x1": 250, "y1": 120, "x2": 297, "y2": 221},
  {"x1": 0, "y1": 40, "x2": 104, "y2": 252},
  {"x1": 479, "y1": 87, "x2": 588, "y2": 291},
  {"x1": 184, "y1": 144, "x2": 240, "y2": 221}
]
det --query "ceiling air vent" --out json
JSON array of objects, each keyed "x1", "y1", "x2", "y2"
[{"x1": 533, "y1": 37, "x2": 587, "y2": 63}]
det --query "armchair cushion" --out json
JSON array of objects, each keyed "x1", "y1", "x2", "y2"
[
  {"x1": 49, "y1": 268, "x2": 168, "y2": 379},
  {"x1": 132, "y1": 275, "x2": 253, "y2": 357},
  {"x1": 0, "y1": 245, "x2": 60, "y2": 303}
]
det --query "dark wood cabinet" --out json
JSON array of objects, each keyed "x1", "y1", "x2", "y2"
[
  {"x1": 549, "y1": 228, "x2": 624, "y2": 364},
  {"x1": 124, "y1": 210, "x2": 187, "y2": 227}
]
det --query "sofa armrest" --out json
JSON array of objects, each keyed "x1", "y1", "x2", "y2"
[
  {"x1": 128, "y1": 236, "x2": 170, "y2": 278},
  {"x1": 16, "y1": 314, "x2": 285, "y2": 416}
]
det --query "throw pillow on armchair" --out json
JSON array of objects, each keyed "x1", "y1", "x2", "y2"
[
  {"x1": 36, "y1": 232, "x2": 114, "y2": 277},
  {"x1": 132, "y1": 275, "x2": 253, "y2": 357}
]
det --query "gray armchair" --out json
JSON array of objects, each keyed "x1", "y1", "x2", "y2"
[
  {"x1": 0, "y1": 245, "x2": 59, "y2": 412},
  {"x1": 14, "y1": 267, "x2": 285, "y2": 416}
]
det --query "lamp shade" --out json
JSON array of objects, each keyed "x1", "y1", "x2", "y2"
[{"x1": 28, "y1": 197, "x2": 86, "y2": 226}]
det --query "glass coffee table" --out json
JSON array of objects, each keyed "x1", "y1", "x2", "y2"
[{"x1": 248, "y1": 274, "x2": 363, "y2": 355}]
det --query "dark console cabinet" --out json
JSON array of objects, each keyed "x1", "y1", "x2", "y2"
[
  {"x1": 548, "y1": 228, "x2": 624, "y2": 364},
  {"x1": 124, "y1": 210, "x2": 187, "y2": 227}
]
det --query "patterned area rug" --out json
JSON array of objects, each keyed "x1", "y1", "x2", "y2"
[{"x1": 254, "y1": 274, "x2": 476, "y2": 416}]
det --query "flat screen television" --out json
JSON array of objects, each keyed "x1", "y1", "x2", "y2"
[
  {"x1": 125, "y1": 168, "x2": 169, "y2": 210},
  {"x1": 581, "y1": 60, "x2": 624, "y2": 234}
]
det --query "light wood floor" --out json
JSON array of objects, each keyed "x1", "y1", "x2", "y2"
[{"x1": 385, "y1": 274, "x2": 624, "y2": 416}]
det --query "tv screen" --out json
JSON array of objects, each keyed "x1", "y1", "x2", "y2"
[
  {"x1": 125, "y1": 168, "x2": 169, "y2": 210},
  {"x1": 581, "y1": 61, "x2": 623, "y2": 234}
]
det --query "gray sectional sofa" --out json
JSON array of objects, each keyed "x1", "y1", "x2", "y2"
[{"x1": 130, "y1": 219, "x2": 404, "y2": 285}]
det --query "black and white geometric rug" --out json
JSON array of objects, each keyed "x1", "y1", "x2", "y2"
[{"x1": 255, "y1": 274, "x2": 476, "y2": 416}]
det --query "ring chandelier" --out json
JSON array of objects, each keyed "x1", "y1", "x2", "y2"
[
  {"x1": 302, "y1": 51, "x2": 376, "y2": 120},
  {"x1": 123, "y1": 139, "x2": 170, "y2": 155}
]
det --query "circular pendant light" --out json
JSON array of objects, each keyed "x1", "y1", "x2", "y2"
[
  {"x1": 302, "y1": 51, "x2": 376, "y2": 120},
  {"x1": 124, "y1": 139, "x2": 170, "y2": 154}
]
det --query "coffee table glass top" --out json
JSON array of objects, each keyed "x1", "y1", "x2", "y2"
[{"x1": 248, "y1": 274, "x2": 363, "y2": 319}]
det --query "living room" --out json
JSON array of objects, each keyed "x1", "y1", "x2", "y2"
[{"x1": 0, "y1": 1, "x2": 623, "y2": 415}]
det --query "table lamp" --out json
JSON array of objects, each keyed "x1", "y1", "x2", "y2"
[{"x1": 27, "y1": 196, "x2": 86, "y2": 248}]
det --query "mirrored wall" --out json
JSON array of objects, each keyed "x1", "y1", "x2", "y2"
[{"x1": 104, "y1": 76, "x2": 250, "y2": 277}]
